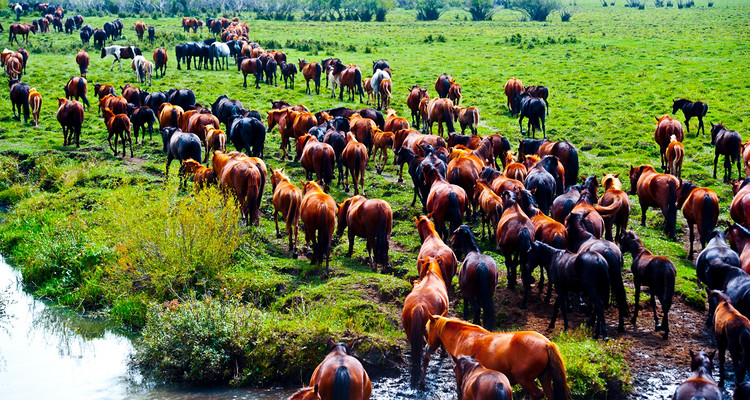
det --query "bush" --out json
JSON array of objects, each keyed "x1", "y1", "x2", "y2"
[
  {"x1": 415, "y1": 0, "x2": 446, "y2": 20},
  {"x1": 654, "y1": 0, "x2": 664, "y2": 6},
  {"x1": 559, "y1": 6, "x2": 576, "y2": 20},
  {"x1": 512, "y1": 0, "x2": 561, "y2": 21},
  {"x1": 707, "y1": 0, "x2": 713, "y2": 5},
  {"x1": 467, "y1": 0, "x2": 495, "y2": 20}
]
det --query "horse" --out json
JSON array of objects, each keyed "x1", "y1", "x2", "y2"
[
  {"x1": 654, "y1": 115, "x2": 684, "y2": 171},
  {"x1": 337, "y1": 63, "x2": 364, "y2": 103},
  {"x1": 202, "y1": 126, "x2": 226, "y2": 163},
  {"x1": 228, "y1": 117, "x2": 265, "y2": 158},
  {"x1": 139, "y1": 60, "x2": 153, "y2": 86},
  {"x1": 710, "y1": 290, "x2": 750, "y2": 388},
  {"x1": 209, "y1": 42, "x2": 230, "y2": 71},
  {"x1": 424, "y1": 163, "x2": 468, "y2": 240},
  {"x1": 516, "y1": 92, "x2": 546, "y2": 138},
  {"x1": 407, "y1": 85, "x2": 429, "y2": 129},
  {"x1": 731, "y1": 178, "x2": 750, "y2": 227},
  {"x1": 370, "y1": 69, "x2": 390, "y2": 109},
  {"x1": 504, "y1": 78, "x2": 524, "y2": 115},
  {"x1": 677, "y1": 180, "x2": 720, "y2": 259},
  {"x1": 56, "y1": 98, "x2": 84, "y2": 147},
  {"x1": 551, "y1": 185, "x2": 580, "y2": 224},
  {"x1": 264, "y1": 59, "x2": 278, "y2": 86},
  {"x1": 371, "y1": 128, "x2": 394, "y2": 174},
  {"x1": 695, "y1": 230, "x2": 743, "y2": 293},
  {"x1": 473, "y1": 180, "x2": 504, "y2": 240},
  {"x1": 619, "y1": 230, "x2": 675, "y2": 339},
  {"x1": 8, "y1": 23, "x2": 35, "y2": 45},
  {"x1": 349, "y1": 115, "x2": 376, "y2": 155},
  {"x1": 673, "y1": 98, "x2": 709, "y2": 136},
  {"x1": 299, "y1": 59, "x2": 322, "y2": 95},
  {"x1": 435, "y1": 73, "x2": 460, "y2": 104},
  {"x1": 101, "y1": 45, "x2": 141, "y2": 72},
  {"x1": 64, "y1": 76, "x2": 90, "y2": 110},
  {"x1": 94, "y1": 83, "x2": 115, "y2": 99},
  {"x1": 450, "y1": 225, "x2": 497, "y2": 330},
  {"x1": 162, "y1": 127, "x2": 201, "y2": 178},
  {"x1": 148, "y1": 26, "x2": 155, "y2": 44},
  {"x1": 525, "y1": 85, "x2": 550, "y2": 115},
  {"x1": 397, "y1": 147, "x2": 446, "y2": 210},
  {"x1": 102, "y1": 107, "x2": 132, "y2": 157},
  {"x1": 496, "y1": 192, "x2": 535, "y2": 291},
  {"x1": 271, "y1": 169, "x2": 302, "y2": 256},
  {"x1": 524, "y1": 157, "x2": 557, "y2": 215},
  {"x1": 629, "y1": 164, "x2": 679, "y2": 238},
  {"x1": 181, "y1": 159, "x2": 217, "y2": 190},
  {"x1": 153, "y1": 47, "x2": 168, "y2": 78},
  {"x1": 28, "y1": 87, "x2": 41, "y2": 127},
  {"x1": 372, "y1": 59, "x2": 389, "y2": 73},
  {"x1": 212, "y1": 151, "x2": 263, "y2": 225},
  {"x1": 672, "y1": 350, "x2": 722, "y2": 400},
  {"x1": 447, "y1": 150, "x2": 485, "y2": 217},
  {"x1": 378, "y1": 79, "x2": 391, "y2": 110},
  {"x1": 341, "y1": 133, "x2": 368, "y2": 195},
  {"x1": 296, "y1": 135, "x2": 336, "y2": 192},
  {"x1": 300, "y1": 181, "x2": 336, "y2": 273},
  {"x1": 728, "y1": 223, "x2": 750, "y2": 275},
  {"x1": 416, "y1": 215, "x2": 458, "y2": 290},
  {"x1": 591, "y1": 173, "x2": 629, "y2": 242},
  {"x1": 453, "y1": 106, "x2": 479, "y2": 135},
  {"x1": 158, "y1": 103, "x2": 184, "y2": 130},
  {"x1": 336, "y1": 195, "x2": 392, "y2": 270},
  {"x1": 566, "y1": 212, "x2": 629, "y2": 332},
  {"x1": 666, "y1": 134, "x2": 684, "y2": 178},
  {"x1": 711, "y1": 122, "x2": 742, "y2": 182},
  {"x1": 281, "y1": 62, "x2": 297, "y2": 89},
  {"x1": 518, "y1": 139, "x2": 579, "y2": 191},
  {"x1": 129, "y1": 106, "x2": 156, "y2": 144},
  {"x1": 9, "y1": 79, "x2": 29, "y2": 123},
  {"x1": 568, "y1": 177, "x2": 604, "y2": 239},
  {"x1": 528, "y1": 241, "x2": 611, "y2": 339},
  {"x1": 452, "y1": 356, "x2": 512, "y2": 400},
  {"x1": 427, "y1": 97, "x2": 455, "y2": 137},
  {"x1": 238, "y1": 57, "x2": 262, "y2": 89},
  {"x1": 426, "y1": 315, "x2": 571, "y2": 400},
  {"x1": 134, "y1": 21, "x2": 145, "y2": 40},
  {"x1": 92, "y1": 29, "x2": 105, "y2": 49},
  {"x1": 75, "y1": 49, "x2": 89, "y2": 77},
  {"x1": 291, "y1": 341, "x2": 371, "y2": 400}
]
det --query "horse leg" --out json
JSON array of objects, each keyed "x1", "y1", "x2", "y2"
[
  {"x1": 345, "y1": 231, "x2": 355, "y2": 258},
  {"x1": 515, "y1": 376, "x2": 545, "y2": 400},
  {"x1": 640, "y1": 202, "x2": 647, "y2": 226},
  {"x1": 631, "y1": 280, "x2": 640, "y2": 326},
  {"x1": 713, "y1": 152, "x2": 719, "y2": 179},
  {"x1": 687, "y1": 222, "x2": 695, "y2": 260},
  {"x1": 128, "y1": 134, "x2": 133, "y2": 157},
  {"x1": 660, "y1": 294, "x2": 670, "y2": 339},
  {"x1": 243, "y1": 73, "x2": 247, "y2": 88},
  {"x1": 274, "y1": 210, "x2": 281, "y2": 238},
  {"x1": 549, "y1": 292, "x2": 560, "y2": 331},
  {"x1": 650, "y1": 293, "x2": 660, "y2": 332},
  {"x1": 518, "y1": 116, "x2": 524, "y2": 136},
  {"x1": 506, "y1": 253, "x2": 516, "y2": 289}
]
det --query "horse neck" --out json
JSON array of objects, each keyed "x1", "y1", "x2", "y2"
[
  {"x1": 568, "y1": 219, "x2": 594, "y2": 249},
  {"x1": 690, "y1": 366, "x2": 715, "y2": 383},
  {"x1": 417, "y1": 220, "x2": 437, "y2": 242}
]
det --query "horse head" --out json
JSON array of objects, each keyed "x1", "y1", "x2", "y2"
[{"x1": 688, "y1": 350, "x2": 715, "y2": 375}]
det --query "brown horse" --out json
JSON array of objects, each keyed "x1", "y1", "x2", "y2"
[
  {"x1": 407, "y1": 85, "x2": 429, "y2": 129},
  {"x1": 504, "y1": 160, "x2": 527, "y2": 182},
  {"x1": 678, "y1": 180, "x2": 719, "y2": 259},
  {"x1": 448, "y1": 82, "x2": 462, "y2": 105},
  {"x1": 371, "y1": 128, "x2": 394, "y2": 174},
  {"x1": 427, "y1": 315, "x2": 571, "y2": 400},
  {"x1": 213, "y1": 152, "x2": 263, "y2": 225},
  {"x1": 666, "y1": 134, "x2": 684, "y2": 178},
  {"x1": 710, "y1": 290, "x2": 750, "y2": 388},
  {"x1": 496, "y1": 193, "x2": 535, "y2": 290},
  {"x1": 341, "y1": 133, "x2": 368, "y2": 195},
  {"x1": 425, "y1": 163, "x2": 469, "y2": 239},
  {"x1": 629, "y1": 164, "x2": 679, "y2": 238},
  {"x1": 620, "y1": 230, "x2": 675, "y2": 339},
  {"x1": 363, "y1": 78, "x2": 373, "y2": 104},
  {"x1": 299, "y1": 59, "x2": 322, "y2": 95},
  {"x1": 435, "y1": 73, "x2": 461, "y2": 104},
  {"x1": 337, "y1": 195, "x2": 392, "y2": 270},
  {"x1": 134, "y1": 21, "x2": 145, "y2": 40},
  {"x1": 56, "y1": 98, "x2": 84, "y2": 147},
  {"x1": 731, "y1": 178, "x2": 750, "y2": 227},
  {"x1": 452, "y1": 355, "x2": 512, "y2": 400},
  {"x1": 416, "y1": 215, "x2": 458, "y2": 287},
  {"x1": 64, "y1": 76, "x2": 90, "y2": 110},
  {"x1": 153, "y1": 47, "x2": 168, "y2": 78},
  {"x1": 290, "y1": 341, "x2": 371, "y2": 400},
  {"x1": 418, "y1": 98, "x2": 431, "y2": 133},
  {"x1": 28, "y1": 87, "x2": 41, "y2": 127},
  {"x1": 504, "y1": 77, "x2": 524, "y2": 115},
  {"x1": 384, "y1": 110, "x2": 410, "y2": 133},
  {"x1": 654, "y1": 115, "x2": 684, "y2": 171},
  {"x1": 473, "y1": 180, "x2": 504, "y2": 240},
  {"x1": 338, "y1": 64, "x2": 364, "y2": 103},
  {"x1": 75, "y1": 49, "x2": 89, "y2": 77},
  {"x1": 103, "y1": 107, "x2": 132, "y2": 157},
  {"x1": 672, "y1": 350, "x2": 721, "y2": 400},
  {"x1": 595, "y1": 173, "x2": 631, "y2": 242},
  {"x1": 203, "y1": 126, "x2": 226, "y2": 164},
  {"x1": 427, "y1": 97, "x2": 455, "y2": 137},
  {"x1": 9, "y1": 23, "x2": 36, "y2": 45},
  {"x1": 94, "y1": 83, "x2": 116, "y2": 99},
  {"x1": 727, "y1": 223, "x2": 750, "y2": 275},
  {"x1": 300, "y1": 181, "x2": 336, "y2": 273},
  {"x1": 158, "y1": 102, "x2": 184, "y2": 129},
  {"x1": 349, "y1": 115, "x2": 376, "y2": 155},
  {"x1": 181, "y1": 159, "x2": 217, "y2": 190},
  {"x1": 401, "y1": 257, "x2": 449, "y2": 388},
  {"x1": 378, "y1": 79, "x2": 391, "y2": 110},
  {"x1": 271, "y1": 169, "x2": 302, "y2": 255},
  {"x1": 711, "y1": 122, "x2": 743, "y2": 182},
  {"x1": 296, "y1": 135, "x2": 336, "y2": 192},
  {"x1": 453, "y1": 106, "x2": 479, "y2": 135},
  {"x1": 447, "y1": 152, "x2": 485, "y2": 216},
  {"x1": 239, "y1": 57, "x2": 262, "y2": 88},
  {"x1": 99, "y1": 94, "x2": 127, "y2": 116}
]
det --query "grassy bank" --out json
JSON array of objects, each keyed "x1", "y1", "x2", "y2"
[{"x1": 0, "y1": 1, "x2": 748, "y2": 396}]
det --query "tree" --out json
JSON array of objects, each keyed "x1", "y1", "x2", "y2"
[
  {"x1": 415, "y1": 0, "x2": 445, "y2": 20},
  {"x1": 512, "y1": 0, "x2": 560, "y2": 21},
  {"x1": 467, "y1": 0, "x2": 494, "y2": 20}
]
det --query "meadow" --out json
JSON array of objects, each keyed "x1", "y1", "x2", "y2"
[{"x1": 0, "y1": 1, "x2": 748, "y2": 398}]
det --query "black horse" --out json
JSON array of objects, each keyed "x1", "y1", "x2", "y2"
[
  {"x1": 516, "y1": 92, "x2": 546, "y2": 138},
  {"x1": 144, "y1": 91, "x2": 167, "y2": 114},
  {"x1": 528, "y1": 241, "x2": 611, "y2": 339},
  {"x1": 450, "y1": 225, "x2": 498, "y2": 331},
  {"x1": 161, "y1": 127, "x2": 202, "y2": 178},
  {"x1": 710, "y1": 122, "x2": 742, "y2": 182},
  {"x1": 130, "y1": 106, "x2": 157, "y2": 144},
  {"x1": 147, "y1": 26, "x2": 155, "y2": 45},
  {"x1": 264, "y1": 59, "x2": 277, "y2": 86},
  {"x1": 372, "y1": 59, "x2": 390, "y2": 74},
  {"x1": 64, "y1": 17, "x2": 74, "y2": 34},
  {"x1": 672, "y1": 350, "x2": 721, "y2": 400},
  {"x1": 323, "y1": 129, "x2": 347, "y2": 186},
  {"x1": 525, "y1": 85, "x2": 550, "y2": 115},
  {"x1": 93, "y1": 29, "x2": 106, "y2": 49},
  {"x1": 229, "y1": 117, "x2": 266, "y2": 158},
  {"x1": 281, "y1": 62, "x2": 297, "y2": 89},
  {"x1": 517, "y1": 138, "x2": 579, "y2": 191},
  {"x1": 212, "y1": 95, "x2": 247, "y2": 128},
  {"x1": 524, "y1": 158, "x2": 556, "y2": 215},
  {"x1": 103, "y1": 21, "x2": 116, "y2": 39},
  {"x1": 168, "y1": 89, "x2": 196, "y2": 110},
  {"x1": 551, "y1": 185, "x2": 581, "y2": 223},
  {"x1": 673, "y1": 98, "x2": 708, "y2": 136}
]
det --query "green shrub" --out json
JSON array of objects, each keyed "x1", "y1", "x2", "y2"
[
  {"x1": 416, "y1": 0, "x2": 445, "y2": 20},
  {"x1": 467, "y1": 0, "x2": 495, "y2": 20},
  {"x1": 512, "y1": 0, "x2": 561, "y2": 21}
]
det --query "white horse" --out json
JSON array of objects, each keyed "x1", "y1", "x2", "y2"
[
  {"x1": 131, "y1": 55, "x2": 146, "y2": 82},
  {"x1": 101, "y1": 45, "x2": 140, "y2": 72},
  {"x1": 14, "y1": 4, "x2": 22, "y2": 21},
  {"x1": 328, "y1": 65, "x2": 340, "y2": 99},
  {"x1": 210, "y1": 42, "x2": 230, "y2": 70},
  {"x1": 371, "y1": 69, "x2": 390, "y2": 109}
]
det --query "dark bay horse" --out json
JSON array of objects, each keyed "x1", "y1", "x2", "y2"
[
  {"x1": 238, "y1": 57, "x2": 262, "y2": 89},
  {"x1": 426, "y1": 97, "x2": 455, "y2": 137},
  {"x1": 56, "y1": 98, "x2": 84, "y2": 147},
  {"x1": 672, "y1": 350, "x2": 721, "y2": 400},
  {"x1": 450, "y1": 225, "x2": 498, "y2": 330},
  {"x1": 525, "y1": 85, "x2": 550, "y2": 115},
  {"x1": 620, "y1": 230, "x2": 675, "y2": 339},
  {"x1": 629, "y1": 164, "x2": 679, "y2": 238},
  {"x1": 75, "y1": 49, "x2": 89, "y2": 77},
  {"x1": 677, "y1": 180, "x2": 719, "y2": 259},
  {"x1": 552, "y1": 185, "x2": 581, "y2": 224},
  {"x1": 710, "y1": 290, "x2": 750, "y2": 387},
  {"x1": 336, "y1": 195, "x2": 392, "y2": 270},
  {"x1": 496, "y1": 193, "x2": 534, "y2": 291},
  {"x1": 517, "y1": 92, "x2": 546, "y2": 138},
  {"x1": 452, "y1": 356, "x2": 512, "y2": 400},
  {"x1": 710, "y1": 122, "x2": 742, "y2": 182},
  {"x1": 524, "y1": 156, "x2": 557, "y2": 215},
  {"x1": 289, "y1": 341, "x2": 371, "y2": 400},
  {"x1": 673, "y1": 98, "x2": 708, "y2": 136},
  {"x1": 300, "y1": 181, "x2": 337, "y2": 273},
  {"x1": 426, "y1": 315, "x2": 571, "y2": 400},
  {"x1": 153, "y1": 47, "x2": 168, "y2": 78},
  {"x1": 296, "y1": 135, "x2": 336, "y2": 192},
  {"x1": 424, "y1": 163, "x2": 468, "y2": 240}
]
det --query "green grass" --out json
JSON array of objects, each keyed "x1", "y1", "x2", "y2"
[{"x1": 0, "y1": 2, "x2": 748, "y2": 396}]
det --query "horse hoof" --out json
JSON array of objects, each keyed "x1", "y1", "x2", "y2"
[
  {"x1": 662, "y1": 332, "x2": 669, "y2": 340},
  {"x1": 276, "y1": 233, "x2": 282, "y2": 239},
  {"x1": 292, "y1": 252, "x2": 298, "y2": 259},
  {"x1": 630, "y1": 317, "x2": 637, "y2": 326},
  {"x1": 618, "y1": 325, "x2": 625, "y2": 333}
]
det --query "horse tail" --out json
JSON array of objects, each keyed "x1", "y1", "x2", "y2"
[
  {"x1": 322, "y1": 151, "x2": 335, "y2": 186},
  {"x1": 594, "y1": 196, "x2": 622, "y2": 219},
  {"x1": 565, "y1": 146, "x2": 579, "y2": 188},
  {"x1": 171, "y1": 108, "x2": 178, "y2": 128},
  {"x1": 373, "y1": 203, "x2": 390, "y2": 266},
  {"x1": 354, "y1": 147, "x2": 362, "y2": 187},
  {"x1": 314, "y1": 63, "x2": 322, "y2": 87},
  {"x1": 545, "y1": 342, "x2": 571, "y2": 400},
  {"x1": 76, "y1": 76, "x2": 88, "y2": 108},
  {"x1": 518, "y1": 227, "x2": 532, "y2": 270},
  {"x1": 22, "y1": 91, "x2": 29, "y2": 122},
  {"x1": 286, "y1": 189, "x2": 302, "y2": 228},
  {"x1": 700, "y1": 193, "x2": 715, "y2": 246},
  {"x1": 410, "y1": 305, "x2": 425, "y2": 388},
  {"x1": 314, "y1": 204, "x2": 331, "y2": 264},
  {"x1": 447, "y1": 191, "x2": 462, "y2": 232},
  {"x1": 477, "y1": 262, "x2": 495, "y2": 331},
  {"x1": 702, "y1": 103, "x2": 709, "y2": 117},
  {"x1": 354, "y1": 68, "x2": 363, "y2": 97},
  {"x1": 665, "y1": 179, "x2": 678, "y2": 238},
  {"x1": 494, "y1": 383, "x2": 509, "y2": 400},
  {"x1": 444, "y1": 106, "x2": 455, "y2": 133},
  {"x1": 332, "y1": 365, "x2": 350, "y2": 400},
  {"x1": 663, "y1": 262, "x2": 675, "y2": 316}
]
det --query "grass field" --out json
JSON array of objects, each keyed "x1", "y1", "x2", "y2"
[{"x1": 0, "y1": 1, "x2": 748, "y2": 397}]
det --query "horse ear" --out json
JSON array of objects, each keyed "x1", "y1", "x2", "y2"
[
  {"x1": 614, "y1": 173, "x2": 619, "y2": 178},
  {"x1": 327, "y1": 338, "x2": 335, "y2": 347},
  {"x1": 708, "y1": 350, "x2": 716, "y2": 360},
  {"x1": 602, "y1": 172, "x2": 606, "y2": 176},
  {"x1": 428, "y1": 314, "x2": 438, "y2": 323},
  {"x1": 689, "y1": 349, "x2": 694, "y2": 359},
  {"x1": 347, "y1": 340, "x2": 355, "y2": 350},
  {"x1": 654, "y1": 116, "x2": 660, "y2": 122}
]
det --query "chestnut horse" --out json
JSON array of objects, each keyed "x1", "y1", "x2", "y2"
[
  {"x1": 416, "y1": 215, "x2": 458, "y2": 288},
  {"x1": 654, "y1": 115, "x2": 684, "y2": 171},
  {"x1": 665, "y1": 135, "x2": 684, "y2": 179},
  {"x1": 56, "y1": 98, "x2": 84, "y2": 147},
  {"x1": 289, "y1": 341, "x2": 371, "y2": 400},
  {"x1": 75, "y1": 49, "x2": 89, "y2": 77},
  {"x1": 378, "y1": 79, "x2": 391, "y2": 110},
  {"x1": 181, "y1": 159, "x2": 216, "y2": 190},
  {"x1": 427, "y1": 315, "x2": 571, "y2": 400},
  {"x1": 426, "y1": 97, "x2": 455, "y2": 137},
  {"x1": 727, "y1": 223, "x2": 750, "y2": 275},
  {"x1": 338, "y1": 63, "x2": 364, "y2": 103},
  {"x1": 450, "y1": 225, "x2": 497, "y2": 330},
  {"x1": 341, "y1": 133, "x2": 368, "y2": 195},
  {"x1": 28, "y1": 87, "x2": 41, "y2": 127},
  {"x1": 203, "y1": 126, "x2": 226, "y2": 164},
  {"x1": 402, "y1": 257, "x2": 449, "y2": 389},
  {"x1": 452, "y1": 356, "x2": 512, "y2": 400},
  {"x1": 300, "y1": 181, "x2": 336, "y2": 273},
  {"x1": 238, "y1": 57, "x2": 262, "y2": 88},
  {"x1": 424, "y1": 163, "x2": 468, "y2": 239},
  {"x1": 406, "y1": 85, "x2": 429, "y2": 129},
  {"x1": 620, "y1": 230, "x2": 675, "y2": 339},
  {"x1": 296, "y1": 135, "x2": 336, "y2": 192},
  {"x1": 453, "y1": 106, "x2": 479, "y2": 135},
  {"x1": 678, "y1": 180, "x2": 719, "y2": 259},
  {"x1": 496, "y1": 192, "x2": 534, "y2": 290},
  {"x1": 64, "y1": 76, "x2": 90, "y2": 110},
  {"x1": 336, "y1": 195, "x2": 392, "y2": 270},
  {"x1": 298, "y1": 59, "x2": 322, "y2": 95},
  {"x1": 629, "y1": 164, "x2": 679, "y2": 238},
  {"x1": 134, "y1": 21, "x2": 145, "y2": 40},
  {"x1": 672, "y1": 350, "x2": 721, "y2": 400},
  {"x1": 504, "y1": 77, "x2": 523, "y2": 115},
  {"x1": 710, "y1": 122, "x2": 742, "y2": 182},
  {"x1": 371, "y1": 128, "x2": 394, "y2": 174},
  {"x1": 731, "y1": 177, "x2": 750, "y2": 227},
  {"x1": 212, "y1": 151, "x2": 262, "y2": 225},
  {"x1": 158, "y1": 102, "x2": 184, "y2": 129},
  {"x1": 153, "y1": 47, "x2": 168, "y2": 78},
  {"x1": 595, "y1": 173, "x2": 631, "y2": 241},
  {"x1": 271, "y1": 169, "x2": 302, "y2": 255},
  {"x1": 710, "y1": 290, "x2": 750, "y2": 388},
  {"x1": 473, "y1": 180, "x2": 504, "y2": 240},
  {"x1": 103, "y1": 107, "x2": 132, "y2": 157}
]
